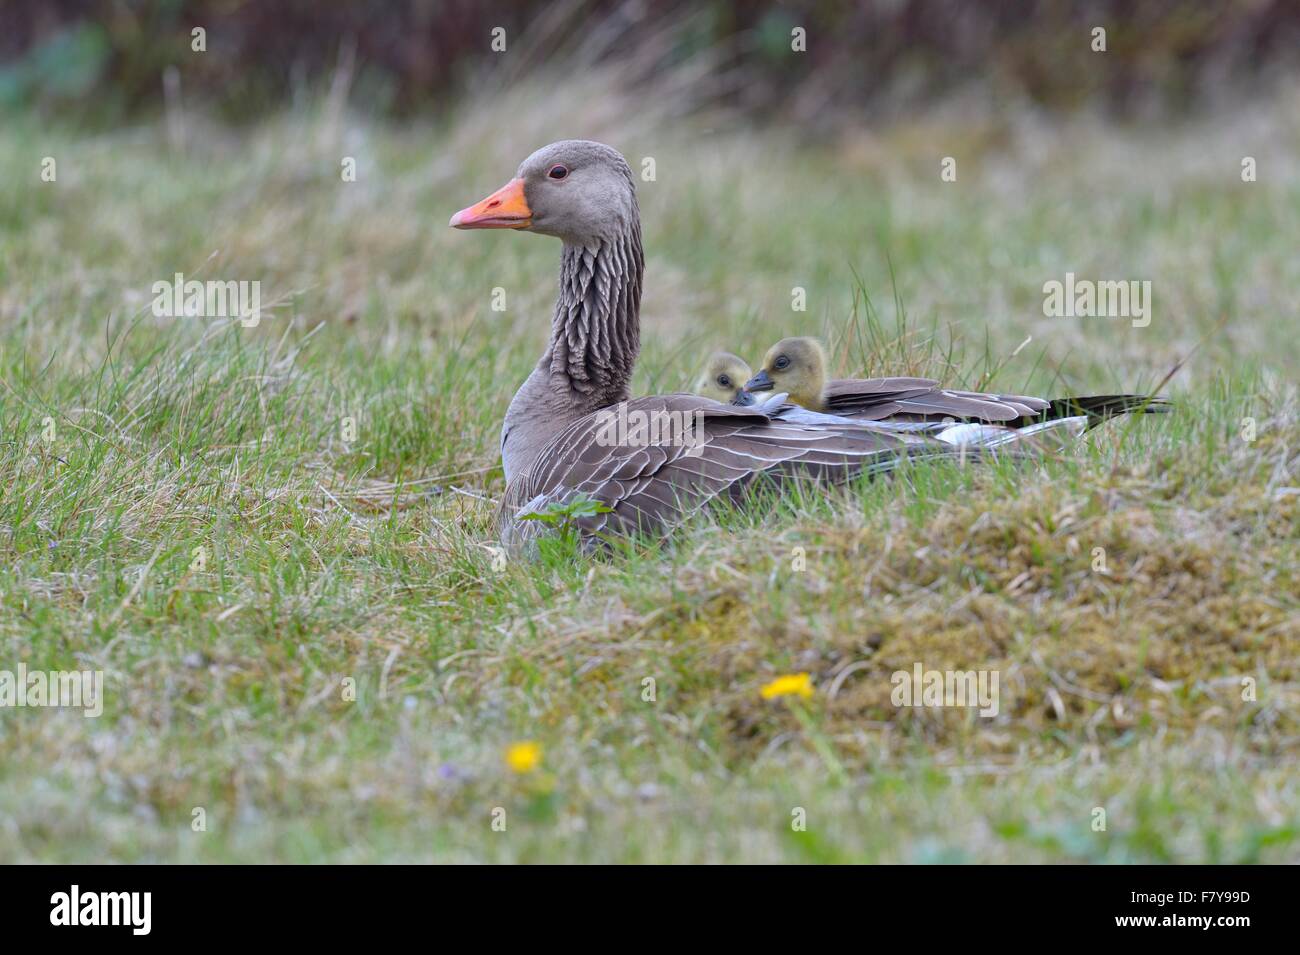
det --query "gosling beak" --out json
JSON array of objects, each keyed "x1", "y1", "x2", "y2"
[
  {"x1": 731, "y1": 389, "x2": 756, "y2": 407},
  {"x1": 449, "y1": 178, "x2": 532, "y2": 230},
  {"x1": 743, "y1": 369, "x2": 774, "y2": 394}
]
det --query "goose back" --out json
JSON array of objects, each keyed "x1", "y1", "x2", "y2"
[{"x1": 498, "y1": 393, "x2": 1001, "y2": 551}]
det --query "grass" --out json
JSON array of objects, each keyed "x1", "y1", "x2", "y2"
[{"x1": 1, "y1": 62, "x2": 1298, "y2": 862}]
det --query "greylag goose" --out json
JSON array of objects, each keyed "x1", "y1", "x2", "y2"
[
  {"x1": 695, "y1": 352, "x2": 755, "y2": 406},
  {"x1": 449, "y1": 142, "x2": 1159, "y2": 551},
  {"x1": 744, "y1": 336, "x2": 1170, "y2": 429}
]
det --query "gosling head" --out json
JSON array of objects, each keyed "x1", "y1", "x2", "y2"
[
  {"x1": 449, "y1": 140, "x2": 638, "y2": 245},
  {"x1": 695, "y1": 352, "x2": 755, "y2": 406},
  {"x1": 743, "y1": 337, "x2": 829, "y2": 410}
]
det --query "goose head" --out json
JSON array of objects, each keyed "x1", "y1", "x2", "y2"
[
  {"x1": 695, "y1": 352, "x2": 755, "y2": 406},
  {"x1": 449, "y1": 140, "x2": 638, "y2": 244},
  {"x1": 744, "y1": 337, "x2": 829, "y2": 410}
]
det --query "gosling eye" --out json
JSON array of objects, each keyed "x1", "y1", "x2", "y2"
[
  {"x1": 774, "y1": 355, "x2": 790, "y2": 370},
  {"x1": 717, "y1": 375, "x2": 731, "y2": 388},
  {"x1": 548, "y1": 164, "x2": 569, "y2": 180}
]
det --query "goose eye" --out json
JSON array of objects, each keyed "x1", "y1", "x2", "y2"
[
  {"x1": 717, "y1": 375, "x2": 731, "y2": 388},
  {"x1": 774, "y1": 356, "x2": 790, "y2": 370},
  {"x1": 548, "y1": 164, "x2": 569, "y2": 180}
]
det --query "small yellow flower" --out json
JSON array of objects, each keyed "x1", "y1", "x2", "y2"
[
  {"x1": 760, "y1": 672, "x2": 814, "y2": 700},
  {"x1": 505, "y1": 741, "x2": 541, "y2": 774}
]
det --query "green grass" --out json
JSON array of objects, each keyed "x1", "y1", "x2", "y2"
[{"x1": 1, "y1": 68, "x2": 1298, "y2": 862}]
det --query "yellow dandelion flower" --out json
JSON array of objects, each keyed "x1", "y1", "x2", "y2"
[
  {"x1": 760, "y1": 673, "x2": 814, "y2": 700},
  {"x1": 505, "y1": 741, "x2": 541, "y2": 774}
]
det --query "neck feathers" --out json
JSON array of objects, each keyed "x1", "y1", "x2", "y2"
[
  {"x1": 500, "y1": 212, "x2": 644, "y2": 486},
  {"x1": 546, "y1": 227, "x2": 644, "y2": 408}
]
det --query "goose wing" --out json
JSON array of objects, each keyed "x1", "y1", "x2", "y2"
[
  {"x1": 823, "y1": 378, "x2": 1172, "y2": 426},
  {"x1": 499, "y1": 393, "x2": 978, "y2": 551},
  {"x1": 824, "y1": 377, "x2": 1050, "y2": 422}
]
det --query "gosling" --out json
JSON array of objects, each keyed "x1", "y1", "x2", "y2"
[
  {"x1": 743, "y1": 338, "x2": 831, "y2": 410},
  {"x1": 695, "y1": 351, "x2": 755, "y2": 406}
]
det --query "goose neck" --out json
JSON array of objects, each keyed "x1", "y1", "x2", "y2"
[
  {"x1": 499, "y1": 222, "x2": 645, "y2": 485},
  {"x1": 543, "y1": 227, "x2": 644, "y2": 410}
]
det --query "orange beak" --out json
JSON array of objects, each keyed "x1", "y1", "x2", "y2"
[{"x1": 449, "y1": 178, "x2": 532, "y2": 230}]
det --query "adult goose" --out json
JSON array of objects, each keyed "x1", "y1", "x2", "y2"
[
  {"x1": 450, "y1": 142, "x2": 1151, "y2": 551},
  {"x1": 745, "y1": 337, "x2": 1170, "y2": 429}
]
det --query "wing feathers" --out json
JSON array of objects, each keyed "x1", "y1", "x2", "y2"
[
  {"x1": 500, "y1": 384, "x2": 1170, "y2": 551},
  {"x1": 503, "y1": 395, "x2": 972, "y2": 550}
]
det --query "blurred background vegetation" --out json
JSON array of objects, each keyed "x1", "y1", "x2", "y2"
[{"x1": 4, "y1": 0, "x2": 1299, "y2": 127}]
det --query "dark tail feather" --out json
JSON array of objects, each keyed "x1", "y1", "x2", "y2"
[{"x1": 1036, "y1": 394, "x2": 1172, "y2": 428}]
